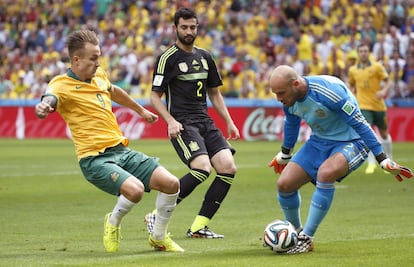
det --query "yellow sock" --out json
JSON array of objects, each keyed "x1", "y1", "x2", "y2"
[{"x1": 190, "y1": 215, "x2": 210, "y2": 232}]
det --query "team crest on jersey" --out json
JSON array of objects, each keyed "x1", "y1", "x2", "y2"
[
  {"x1": 315, "y1": 109, "x2": 326, "y2": 117},
  {"x1": 110, "y1": 172, "x2": 120, "y2": 182},
  {"x1": 179, "y1": 62, "x2": 188, "y2": 72},
  {"x1": 189, "y1": 141, "x2": 200, "y2": 152},
  {"x1": 201, "y1": 58, "x2": 209, "y2": 70},
  {"x1": 192, "y1": 59, "x2": 200, "y2": 71},
  {"x1": 341, "y1": 101, "x2": 356, "y2": 115}
]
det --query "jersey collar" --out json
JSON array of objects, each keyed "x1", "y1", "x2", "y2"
[
  {"x1": 66, "y1": 68, "x2": 92, "y2": 83},
  {"x1": 357, "y1": 61, "x2": 372, "y2": 69}
]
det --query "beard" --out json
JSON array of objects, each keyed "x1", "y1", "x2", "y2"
[{"x1": 177, "y1": 33, "x2": 196, "y2": 46}]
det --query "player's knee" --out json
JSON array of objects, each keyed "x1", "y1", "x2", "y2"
[
  {"x1": 121, "y1": 178, "x2": 145, "y2": 203},
  {"x1": 317, "y1": 167, "x2": 344, "y2": 182},
  {"x1": 225, "y1": 162, "x2": 237, "y2": 175},
  {"x1": 168, "y1": 176, "x2": 180, "y2": 192},
  {"x1": 277, "y1": 178, "x2": 291, "y2": 192},
  {"x1": 215, "y1": 159, "x2": 237, "y2": 175},
  {"x1": 190, "y1": 157, "x2": 213, "y2": 173},
  {"x1": 162, "y1": 175, "x2": 180, "y2": 194}
]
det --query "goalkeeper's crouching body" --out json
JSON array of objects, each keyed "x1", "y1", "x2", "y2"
[{"x1": 267, "y1": 65, "x2": 413, "y2": 254}]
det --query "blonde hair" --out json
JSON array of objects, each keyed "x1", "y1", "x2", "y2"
[{"x1": 65, "y1": 30, "x2": 99, "y2": 58}]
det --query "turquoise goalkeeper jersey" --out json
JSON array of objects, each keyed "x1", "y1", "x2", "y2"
[{"x1": 282, "y1": 75, "x2": 383, "y2": 156}]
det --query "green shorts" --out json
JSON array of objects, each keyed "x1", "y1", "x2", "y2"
[
  {"x1": 79, "y1": 144, "x2": 159, "y2": 196},
  {"x1": 361, "y1": 110, "x2": 388, "y2": 130}
]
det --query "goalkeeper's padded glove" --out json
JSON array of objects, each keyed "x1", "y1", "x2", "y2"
[
  {"x1": 268, "y1": 149, "x2": 292, "y2": 174},
  {"x1": 380, "y1": 158, "x2": 413, "y2": 182}
]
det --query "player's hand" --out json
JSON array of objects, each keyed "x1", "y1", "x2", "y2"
[
  {"x1": 35, "y1": 102, "x2": 54, "y2": 119},
  {"x1": 167, "y1": 120, "x2": 184, "y2": 139},
  {"x1": 380, "y1": 158, "x2": 413, "y2": 182},
  {"x1": 141, "y1": 109, "x2": 158, "y2": 124},
  {"x1": 268, "y1": 151, "x2": 292, "y2": 174},
  {"x1": 227, "y1": 122, "x2": 240, "y2": 140}
]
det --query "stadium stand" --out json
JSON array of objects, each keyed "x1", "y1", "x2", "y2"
[{"x1": 1, "y1": 0, "x2": 414, "y2": 105}]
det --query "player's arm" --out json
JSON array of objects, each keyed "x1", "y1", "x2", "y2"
[
  {"x1": 377, "y1": 64, "x2": 392, "y2": 99},
  {"x1": 347, "y1": 69, "x2": 356, "y2": 94},
  {"x1": 377, "y1": 77, "x2": 392, "y2": 99},
  {"x1": 150, "y1": 90, "x2": 183, "y2": 138},
  {"x1": 35, "y1": 95, "x2": 57, "y2": 119},
  {"x1": 338, "y1": 99, "x2": 412, "y2": 181},
  {"x1": 268, "y1": 108, "x2": 300, "y2": 174},
  {"x1": 110, "y1": 84, "x2": 158, "y2": 124},
  {"x1": 208, "y1": 87, "x2": 240, "y2": 140}
]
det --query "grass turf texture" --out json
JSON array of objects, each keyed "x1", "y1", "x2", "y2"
[{"x1": 1, "y1": 139, "x2": 413, "y2": 267}]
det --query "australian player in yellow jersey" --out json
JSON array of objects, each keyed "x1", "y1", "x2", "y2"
[
  {"x1": 35, "y1": 30, "x2": 184, "y2": 253},
  {"x1": 348, "y1": 43, "x2": 393, "y2": 174}
]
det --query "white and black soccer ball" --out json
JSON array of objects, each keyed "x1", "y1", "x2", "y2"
[{"x1": 263, "y1": 219, "x2": 298, "y2": 253}]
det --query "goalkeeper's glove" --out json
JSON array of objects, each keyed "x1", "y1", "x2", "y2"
[
  {"x1": 268, "y1": 147, "x2": 293, "y2": 174},
  {"x1": 379, "y1": 158, "x2": 413, "y2": 182}
]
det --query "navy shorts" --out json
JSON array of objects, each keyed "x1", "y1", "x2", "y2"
[{"x1": 171, "y1": 118, "x2": 235, "y2": 166}]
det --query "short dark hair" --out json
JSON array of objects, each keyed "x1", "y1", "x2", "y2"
[
  {"x1": 65, "y1": 30, "x2": 99, "y2": 58},
  {"x1": 174, "y1": 7, "x2": 198, "y2": 26},
  {"x1": 357, "y1": 43, "x2": 370, "y2": 51}
]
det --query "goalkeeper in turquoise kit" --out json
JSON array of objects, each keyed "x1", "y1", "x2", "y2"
[{"x1": 267, "y1": 65, "x2": 413, "y2": 254}]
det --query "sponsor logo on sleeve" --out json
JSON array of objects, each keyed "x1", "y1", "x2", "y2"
[
  {"x1": 342, "y1": 101, "x2": 355, "y2": 115},
  {"x1": 153, "y1": 75, "x2": 164, "y2": 86}
]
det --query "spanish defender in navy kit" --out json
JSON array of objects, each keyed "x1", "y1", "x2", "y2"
[
  {"x1": 268, "y1": 65, "x2": 412, "y2": 254},
  {"x1": 145, "y1": 7, "x2": 240, "y2": 239}
]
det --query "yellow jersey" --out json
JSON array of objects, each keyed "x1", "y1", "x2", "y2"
[
  {"x1": 348, "y1": 61, "x2": 389, "y2": 111},
  {"x1": 45, "y1": 67, "x2": 128, "y2": 160}
]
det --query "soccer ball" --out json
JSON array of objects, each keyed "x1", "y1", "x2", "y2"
[{"x1": 263, "y1": 219, "x2": 298, "y2": 253}]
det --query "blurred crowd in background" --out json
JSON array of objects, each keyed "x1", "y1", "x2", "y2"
[{"x1": 1, "y1": 0, "x2": 414, "y2": 101}]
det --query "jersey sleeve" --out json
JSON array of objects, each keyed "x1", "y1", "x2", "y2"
[
  {"x1": 348, "y1": 67, "x2": 355, "y2": 86},
  {"x1": 204, "y1": 51, "x2": 223, "y2": 88},
  {"x1": 151, "y1": 55, "x2": 166, "y2": 93},
  {"x1": 326, "y1": 91, "x2": 384, "y2": 156},
  {"x1": 282, "y1": 106, "x2": 301, "y2": 149},
  {"x1": 377, "y1": 62, "x2": 389, "y2": 80}
]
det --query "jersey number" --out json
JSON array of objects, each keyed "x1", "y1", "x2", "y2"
[
  {"x1": 196, "y1": 81, "x2": 203, "y2": 97},
  {"x1": 96, "y1": 93, "x2": 106, "y2": 108}
]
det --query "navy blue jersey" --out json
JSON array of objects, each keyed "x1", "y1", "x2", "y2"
[
  {"x1": 152, "y1": 44, "x2": 222, "y2": 120},
  {"x1": 283, "y1": 75, "x2": 383, "y2": 156}
]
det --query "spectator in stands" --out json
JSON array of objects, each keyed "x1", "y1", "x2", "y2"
[
  {"x1": 0, "y1": 72, "x2": 13, "y2": 98},
  {"x1": 388, "y1": 49, "x2": 406, "y2": 99},
  {"x1": 387, "y1": 0, "x2": 406, "y2": 29},
  {"x1": 223, "y1": 72, "x2": 241, "y2": 98},
  {"x1": 1, "y1": 0, "x2": 414, "y2": 102},
  {"x1": 404, "y1": 74, "x2": 414, "y2": 98}
]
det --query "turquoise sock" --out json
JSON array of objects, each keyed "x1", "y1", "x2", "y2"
[
  {"x1": 278, "y1": 191, "x2": 301, "y2": 230},
  {"x1": 303, "y1": 182, "x2": 335, "y2": 237}
]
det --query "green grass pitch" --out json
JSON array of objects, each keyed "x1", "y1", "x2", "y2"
[{"x1": 1, "y1": 139, "x2": 413, "y2": 267}]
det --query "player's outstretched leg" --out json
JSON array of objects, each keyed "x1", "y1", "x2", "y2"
[
  {"x1": 103, "y1": 212, "x2": 121, "y2": 252},
  {"x1": 148, "y1": 233, "x2": 184, "y2": 252}
]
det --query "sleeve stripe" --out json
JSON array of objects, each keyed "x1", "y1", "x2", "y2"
[
  {"x1": 309, "y1": 82, "x2": 342, "y2": 103},
  {"x1": 157, "y1": 46, "x2": 178, "y2": 74}
]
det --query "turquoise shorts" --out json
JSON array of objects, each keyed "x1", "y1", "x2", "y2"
[
  {"x1": 291, "y1": 135, "x2": 369, "y2": 184},
  {"x1": 79, "y1": 144, "x2": 160, "y2": 195}
]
